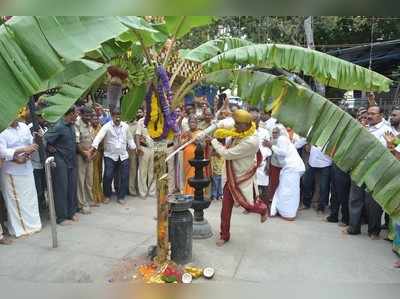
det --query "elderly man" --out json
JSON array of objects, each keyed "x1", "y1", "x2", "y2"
[
  {"x1": 267, "y1": 124, "x2": 305, "y2": 220},
  {"x1": 91, "y1": 110, "x2": 136, "y2": 204},
  {"x1": 209, "y1": 109, "x2": 268, "y2": 246},
  {"x1": 75, "y1": 107, "x2": 96, "y2": 214},
  {"x1": 45, "y1": 107, "x2": 80, "y2": 225},
  {"x1": 347, "y1": 105, "x2": 395, "y2": 239},
  {"x1": 0, "y1": 118, "x2": 42, "y2": 237}
]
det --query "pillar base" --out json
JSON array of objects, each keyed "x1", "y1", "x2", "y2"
[{"x1": 192, "y1": 219, "x2": 213, "y2": 239}]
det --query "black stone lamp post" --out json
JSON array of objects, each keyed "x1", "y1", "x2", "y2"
[{"x1": 188, "y1": 142, "x2": 213, "y2": 239}]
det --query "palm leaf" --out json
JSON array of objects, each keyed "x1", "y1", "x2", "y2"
[
  {"x1": 203, "y1": 44, "x2": 392, "y2": 92},
  {"x1": 205, "y1": 69, "x2": 400, "y2": 217}
]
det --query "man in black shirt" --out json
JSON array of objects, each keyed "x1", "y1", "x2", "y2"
[{"x1": 45, "y1": 107, "x2": 79, "y2": 225}]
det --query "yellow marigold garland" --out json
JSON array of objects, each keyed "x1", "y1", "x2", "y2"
[
  {"x1": 147, "y1": 94, "x2": 164, "y2": 139},
  {"x1": 213, "y1": 122, "x2": 256, "y2": 139}
]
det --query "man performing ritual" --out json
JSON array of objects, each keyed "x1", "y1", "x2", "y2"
[{"x1": 208, "y1": 109, "x2": 268, "y2": 247}]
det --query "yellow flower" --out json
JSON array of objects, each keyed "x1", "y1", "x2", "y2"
[
  {"x1": 213, "y1": 122, "x2": 256, "y2": 139},
  {"x1": 166, "y1": 129, "x2": 175, "y2": 141},
  {"x1": 148, "y1": 94, "x2": 164, "y2": 139}
]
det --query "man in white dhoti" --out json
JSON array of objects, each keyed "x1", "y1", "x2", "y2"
[
  {"x1": 266, "y1": 124, "x2": 305, "y2": 220},
  {"x1": 0, "y1": 119, "x2": 42, "y2": 237},
  {"x1": 0, "y1": 158, "x2": 12, "y2": 245},
  {"x1": 249, "y1": 107, "x2": 272, "y2": 207}
]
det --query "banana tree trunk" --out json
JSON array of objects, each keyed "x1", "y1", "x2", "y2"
[{"x1": 153, "y1": 142, "x2": 170, "y2": 265}]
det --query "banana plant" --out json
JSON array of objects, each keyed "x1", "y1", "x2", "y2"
[
  {"x1": 204, "y1": 69, "x2": 399, "y2": 217},
  {"x1": 0, "y1": 16, "x2": 131, "y2": 131}
]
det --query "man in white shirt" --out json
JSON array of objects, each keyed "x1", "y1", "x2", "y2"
[
  {"x1": 302, "y1": 145, "x2": 332, "y2": 213},
  {"x1": 91, "y1": 111, "x2": 136, "y2": 204},
  {"x1": 347, "y1": 105, "x2": 394, "y2": 239},
  {"x1": 249, "y1": 107, "x2": 271, "y2": 206},
  {"x1": 0, "y1": 120, "x2": 42, "y2": 237}
]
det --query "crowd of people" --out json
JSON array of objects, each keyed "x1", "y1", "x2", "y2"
[{"x1": 0, "y1": 93, "x2": 399, "y2": 268}]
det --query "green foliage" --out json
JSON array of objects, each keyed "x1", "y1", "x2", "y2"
[
  {"x1": 205, "y1": 69, "x2": 400, "y2": 217},
  {"x1": 181, "y1": 37, "x2": 253, "y2": 63},
  {"x1": 179, "y1": 16, "x2": 400, "y2": 51},
  {"x1": 203, "y1": 44, "x2": 392, "y2": 92},
  {"x1": 0, "y1": 16, "x2": 129, "y2": 130},
  {"x1": 121, "y1": 84, "x2": 147, "y2": 122},
  {"x1": 40, "y1": 66, "x2": 107, "y2": 122}
]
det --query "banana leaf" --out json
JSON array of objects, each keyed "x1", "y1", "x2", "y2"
[
  {"x1": 7, "y1": 17, "x2": 65, "y2": 81},
  {"x1": 40, "y1": 66, "x2": 107, "y2": 123},
  {"x1": 205, "y1": 69, "x2": 400, "y2": 217},
  {"x1": 181, "y1": 37, "x2": 253, "y2": 64},
  {"x1": 40, "y1": 59, "x2": 103, "y2": 91},
  {"x1": 203, "y1": 44, "x2": 392, "y2": 92},
  {"x1": 121, "y1": 84, "x2": 147, "y2": 121},
  {"x1": 163, "y1": 16, "x2": 215, "y2": 39},
  {"x1": 0, "y1": 16, "x2": 130, "y2": 132},
  {"x1": 36, "y1": 16, "x2": 128, "y2": 61},
  {"x1": 117, "y1": 16, "x2": 168, "y2": 48}
]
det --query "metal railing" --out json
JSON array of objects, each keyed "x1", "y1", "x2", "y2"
[{"x1": 44, "y1": 156, "x2": 58, "y2": 248}]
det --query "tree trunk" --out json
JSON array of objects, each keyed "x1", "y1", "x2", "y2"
[{"x1": 153, "y1": 143, "x2": 170, "y2": 265}]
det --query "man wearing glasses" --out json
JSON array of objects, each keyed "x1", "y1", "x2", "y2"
[{"x1": 347, "y1": 105, "x2": 395, "y2": 239}]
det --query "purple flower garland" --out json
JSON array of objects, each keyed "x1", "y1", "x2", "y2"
[{"x1": 144, "y1": 65, "x2": 178, "y2": 141}]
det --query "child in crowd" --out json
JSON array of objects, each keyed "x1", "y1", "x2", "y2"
[{"x1": 210, "y1": 147, "x2": 224, "y2": 201}]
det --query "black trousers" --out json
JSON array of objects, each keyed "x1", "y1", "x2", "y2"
[
  {"x1": 302, "y1": 165, "x2": 332, "y2": 210},
  {"x1": 52, "y1": 159, "x2": 78, "y2": 223},
  {"x1": 103, "y1": 157, "x2": 129, "y2": 199},
  {"x1": 33, "y1": 168, "x2": 46, "y2": 209},
  {"x1": 329, "y1": 164, "x2": 350, "y2": 224},
  {"x1": 348, "y1": 182, "x2": 383, "y2": 236}
]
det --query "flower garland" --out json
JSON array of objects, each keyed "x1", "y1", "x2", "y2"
[
  {"x1": 213, "y1": 122, "x2": 257, "y2": 139},
  {"x1": 144, "y1": 66, "x2": 178, "y2": 141}
]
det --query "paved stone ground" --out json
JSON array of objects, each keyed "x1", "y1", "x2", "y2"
[{"x1": 0, "y1": 195, "x2": 399, "y2": 283}]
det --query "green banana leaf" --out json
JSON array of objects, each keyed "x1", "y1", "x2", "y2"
[
  {"x1": 163, "y1": 16, "x2": 215, "y2": 39},
  {"x1": 205, "y1": 69, "x2": 400, "y2": 217},
  {"x1": 121, "y1": 84, "x2": 147, "y2": 122},
  {"x1": 36, "y1": 16, "x2": 128, "y2": 61},
  {"x1": 117, "y1": 16, "x2": 169, "y2": 48},
  {"x1": 181, "y1": 37, "x2": 253, "y2": 63},
  {"x1": 0, "y1": 16, "x2": 130, "y2": 132},
  {"x1": 40, "y1": 59, "x2": 104, "y2": 91},
  {"x1": 203, "y1": 44, "x2": 392, "y2": 92},
  {"x1": 40, "y1": 66, "x2": 107, "y2": 123}
]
